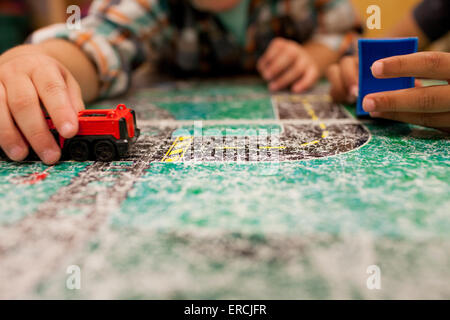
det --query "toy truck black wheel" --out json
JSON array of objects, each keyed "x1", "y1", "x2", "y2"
[
  {"x1": 68, "y1": 140, "x2": 90, "y2": 161},
  {"x1": 94, "y1": 140, "x2": 117, "y2": 161}
]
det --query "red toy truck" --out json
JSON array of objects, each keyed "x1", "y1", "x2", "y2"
[
  {"x1": 0, "y1": 104, "x2": 140, "y2": 162},
  {"x1": 54, "y1": 104, "x2": 140, "y2": 161}
]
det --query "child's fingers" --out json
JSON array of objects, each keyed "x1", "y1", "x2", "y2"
[
  {"x1": 292, "y1": 67, "x2": 319, "y2": 93},
  {"x1": 261, "y1": 52, "x2": 296, "y2": 81},
  {"x1": 362, "y1": 85, "x2": 450, "y2": 114},
  {"x1": 369, "y1": 111, "x2": 450, "y2": 128},
  {"x1": 339, "y1": 56, "x2": 359, "y2": 101},
  {"x1": 5, "y1": 76, "x2": 61, "y2": 164},
  {"x1": 326, "y1": 64, "x2": 347, "y2": 103},
  {"x1": 0, "y1": 82, "x2": 29, "y2": 161},
  {"x1": 64, "y1": 70, "x2": 85, "y2": 113},
  {"x1": 269, "y1": 59, "x2": 306, "y2": 91},
  {"x1": 371, "y1": 52, "x2": 450, "y2": 80},
  {"x1": 258, "y1": 38, "x2": 284, "y2": 70},
  {"x1": 31, "y1": 65, "x2": 79, "y2": 138}
]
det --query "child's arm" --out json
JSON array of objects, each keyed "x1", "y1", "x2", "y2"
[
  {"x1": 28, "y1": 0, "x2": 170, "y2": 101},
  {"x1": 35, "y1": 39, "x2": 99, "y2": 101}
]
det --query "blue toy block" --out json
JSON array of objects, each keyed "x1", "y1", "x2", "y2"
[{"x1": 357, "y1": 38, "x2": 418, "y2": 116}]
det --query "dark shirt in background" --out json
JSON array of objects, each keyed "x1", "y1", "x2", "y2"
[
  {"x1": 413, "y1": 0, "x2": 450, "y2": 42},
  {"x1": 0, "y1": 0, "x2": 29, "y2": 54}
]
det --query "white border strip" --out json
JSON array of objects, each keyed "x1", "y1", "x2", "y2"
[{"x1": 138, "y1": 118, "x2": 370, "y2": 127}]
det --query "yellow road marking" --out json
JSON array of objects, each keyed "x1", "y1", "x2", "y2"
[
  {"x1": 302, "y1": 100, "x2": 329, "y2": 146},
  {"x1": 163, "y1": 155, "x2": 181, "y2": 162},
  {"x1": 258, "y1": 146, "x2": 286, "y2": 149},
  {"x1": 161, "y1": 136, "x2": 193, "y2": 162},
  {"x1": 301, "y1": 140, "x2": 320, "y2": 146},
  {"x1": 274, "y1": 94, "x2": 331, "y2": 147},
  {"x1": 215, "y1": 146, "x2": 286, "y2": 150},
  {"x1": 169, "y1": 148, "x2": 184, "y2": 155},
  {"x1": 216, "y1": 146, "x2": 244, "y2": 149}
]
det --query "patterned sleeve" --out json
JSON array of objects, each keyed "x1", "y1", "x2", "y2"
[
  {"x1": 29, "y1": 0, "x2": 170, "y2": 99},
  {"x1": 311, "y1": 0, "x2": 362, "y2": 54}
]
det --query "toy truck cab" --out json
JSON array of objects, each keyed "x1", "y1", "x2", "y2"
[{"x1": 47, "y1": 104, "x2": 140, "y2": 161}]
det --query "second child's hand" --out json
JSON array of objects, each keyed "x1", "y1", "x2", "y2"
[
  {"x1": 363, "y1": 52, "x2": 450, "y2": 131},
  {"x1": 257, "y1": 38, "x2": 320, "y2": 93}
]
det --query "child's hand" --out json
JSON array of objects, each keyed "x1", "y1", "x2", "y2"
[
  {"x1": 326, "y1": 55, "x2": 359, "y2": 104},
  {"x1": 257, "y1": 38, "x2": 320, "y2": 93},
  {"x1": 0, "y1": 45, "x2": 84, "y2": 164},
  {"x1": 363, "y1": 52, "x2": 450, "y2": 131}
]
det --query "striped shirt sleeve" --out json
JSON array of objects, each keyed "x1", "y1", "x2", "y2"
[{"x1": 29, "y1": 0, "x2": 169, "y2": 99}]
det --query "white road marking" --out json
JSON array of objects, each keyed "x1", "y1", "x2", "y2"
[{"x1": 138, "y1": 118, "x2": 368, "y2": 127}]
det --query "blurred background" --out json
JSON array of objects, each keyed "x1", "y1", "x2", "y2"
[
  {"x1": 0, "y1": 0, "x2": 447, "y2": 54},
  {"x1": 0, "y1": 0, "x2": 91, "y2": 53}
]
